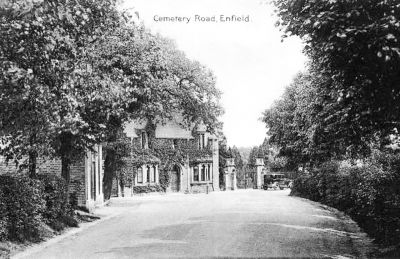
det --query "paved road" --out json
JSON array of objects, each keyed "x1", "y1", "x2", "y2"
[{"x1": 14, "y1": 189, "x2": 374, "y2": 259}]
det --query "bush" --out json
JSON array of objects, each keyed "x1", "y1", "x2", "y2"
[
  {"x1": 352, "y1": 160, "x2": 400, "y2": 245},
  {"x1": 37, "y1": 174, "x2": 71, "y2": 222},
  {"x1": 131, "y1": 184, "x2": 164, "y2": 194},
  {"x1": 38, "y1": 174, "x2": 78, "y2": 230},
  {"x1": 0, "y1": 187, "x2": 8, "y2": 241},
  {"x1": 0, "y1": 174, "x2": 45, "y2": 241},
  {"x1": 291, "y1": 150, "x2": 400, "y2": 246},
  {"x1": 158, "y1": 170, "x2": 170, "y2": 192}
]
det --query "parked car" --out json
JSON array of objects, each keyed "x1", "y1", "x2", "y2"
[{"x1": 262, "y1": 173, "x2": 292, "y2": 190}]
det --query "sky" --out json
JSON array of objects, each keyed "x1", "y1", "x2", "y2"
[{"x1": 123, "y1": 0, "x2": 308, "y2": 148}]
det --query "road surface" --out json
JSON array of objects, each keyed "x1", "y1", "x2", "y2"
[{"x1": 13, "y1": 189, "x2": 374, "y2": 259}]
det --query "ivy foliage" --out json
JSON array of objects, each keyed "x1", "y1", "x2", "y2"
[{"x1": 115, "y1": 122, "x2": 213, "y2": 193}]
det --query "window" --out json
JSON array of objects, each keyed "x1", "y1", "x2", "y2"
[
  {"x1": 193, "y1": 166, "x2": 199, "y2": 181},
  {"x1": 136, "y1": 165, "x2": 158, "y2": 185},
  {"x1": 207, "y1": 164, "x2": 211, "y2": 181},
  {"x1": 198, "y1": 134, "x2": 205, "y2": 150},
  {"x1": 152, "y1": 165, "x2": 156, "y2": 183},
  {"x1": 137, "y1": 167, "x2": 143, "y2": 183},
  {"x1": 201, "y1": 165, "x2": 206, "y2": 181},
  {"x1": 146, "y1": 166, "x2": 150, "y2": 183},
  {"x1": 141, "y1": 132, "x2": 148, "y2": 149}
]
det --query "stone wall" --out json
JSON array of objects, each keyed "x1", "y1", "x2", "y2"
[{"x1": 191, "y1": 183, "x2": 212, "y2": 194}]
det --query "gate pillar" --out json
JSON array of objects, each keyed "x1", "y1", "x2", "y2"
[
  {"x1": 255, "y1": 158, "x2": 264, "y2": 189},
  {"x1": 224, "y1": 158, "x2": 236, "y2": 190}
]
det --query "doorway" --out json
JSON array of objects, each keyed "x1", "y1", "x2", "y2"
[{"x1": 170, "y1": 164, "x2": 180, "y2": 192}]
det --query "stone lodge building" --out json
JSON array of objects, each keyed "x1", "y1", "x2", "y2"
[{"x1": 115, "y1": 118, "x2": 220, "y2": 195}]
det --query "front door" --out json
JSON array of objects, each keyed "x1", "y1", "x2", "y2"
[{"x1": 170, "y1": 166, "x2": 180, "y2": 192}]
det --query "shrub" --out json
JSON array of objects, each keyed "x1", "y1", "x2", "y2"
[
  {"x1": 352, "y1": 160, "x2": 400, "y2": 246},
  {"x1": 291, "y1": 150, "x2": 400, "y2": 246},
  {"x1": 69, "y1": 192, "x2": 79, "y2": 210},
  {"x1": 131, "y1": 184, "x2": 164, "y2": 194},
  {"x1": 0, "y1": 187, "x2": 8, "y2": 241},
  {"x1": 38, "y1": 174, "x2": 78, "y2": 230},
  {"x1": 37, "y1": 174, "x2": 70, "y2": 222},
  {"x1": 159, "y1": 170, "x2": 170, "y2": 191},
  {"x1": 291, "y1": 171, "x2": 321, "y2": 201},
  {"x1": 0, "y1": 174, "x2": 45, "y2": 241}
]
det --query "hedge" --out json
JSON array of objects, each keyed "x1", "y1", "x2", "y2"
[
  {"x1": 0, "y1": 187, "x2": 8, "y2": 241},
  {"x1": 38, "y1": 174, "x2": 78, "y2": 231},
  {"x1": 0, "y1": 173, "x2": 78, "y2": 242},
  {"x1": 131, "y1": 184, "x2": 164, "y2": 194},
  {"x1": 0, "y1": 174, "x2": 45, "y2": 241},
  {"x1": 291, "y1": 151, "x2": 400, "y2": 246}
]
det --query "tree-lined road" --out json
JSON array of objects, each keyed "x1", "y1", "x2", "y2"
[{"x1": 14, "y1": 190, "x2": 373, "y2": 259}]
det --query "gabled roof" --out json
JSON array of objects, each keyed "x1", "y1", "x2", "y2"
[
  {"x1": 155, "y1": 121, "x2": 194, "y2": 139},
  {"x1": 123, "y1": 116, "x2": 196, "y2": 139},
  {"x1": 195, "y1": 121, "x2": 207, "y2": 132},
  {"x1": 123, "y1": 121, "x2": 138, "y2": 138}
]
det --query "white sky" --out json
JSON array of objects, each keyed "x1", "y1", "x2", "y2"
[{"x1": 123, "y1": 0, "x2": 308, "y2": 148}]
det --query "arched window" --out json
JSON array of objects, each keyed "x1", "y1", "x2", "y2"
[
  {"x1": 201, "y1": 165, "x2": 206, "y2": 181},
  {"x1": 193, "y1": 166, "x2": 199, "y2": 182},
  {"x1": 137, "y1": 167, "x2": 143, "y2": 183},
  {"x1": 207, "y1": 164, "x2": 211, "y2": 181},
  {"x1": 146, "y1": 166, "x2": 150, "y2": 183}
]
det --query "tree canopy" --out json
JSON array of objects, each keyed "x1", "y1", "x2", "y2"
[
  {"x1": 0, "y1": 0, "x2": 223, "y2": 180},
  {"x1": 265, "y1": 0, "x2": 400, "y2": 170},
  {"x1": 272, "y1": 0, "x2": 400, "y2": 153},
  {"x1": 0, "y1": 0, "x2": 125, "y2": 177}
]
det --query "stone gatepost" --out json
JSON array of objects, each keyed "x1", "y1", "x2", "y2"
[
  {"x1": 224, "y1": 158, "x2": 236, "y2": 191},
  {"x1": 255, "y1": 158, "x2": 264, "y2": 189},
  {"x1": 211, "y1": 136, "x2": 220, "y2": 191}
]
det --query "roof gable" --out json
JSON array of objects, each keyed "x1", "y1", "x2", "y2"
[{"x1": 155, "y1": 121, "x2": 194, "y2": 139}]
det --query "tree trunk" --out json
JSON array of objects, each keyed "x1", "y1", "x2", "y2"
[
  {"x1": 59, "y1": 132, "x2": 73, "y2": 189},
  {"x1": 28, "y1": 133, "x2": 37, "y2": 178},
  {"x1": 103, "y1": 119, "x2": 121, "y2": 201},
  {"x1": 61, "y1": 155, "x2": 71, "y2": 184},
  {"x1": 103, "y1": 149, "x2": 116, "y2": 200},
  {"x1": 28, "y1": 150, "x2": 37, "y2": 178}
]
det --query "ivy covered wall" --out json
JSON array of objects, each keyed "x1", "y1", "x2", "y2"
[{"x1": 114, "y1": 122, "x2": 214, "y2": 195}]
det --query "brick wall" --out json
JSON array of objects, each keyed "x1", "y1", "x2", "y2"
[
  {"x1": 0, "y1": 156, "x2": 87, "y2": 207},
  {"x1": 70, "y1": 161, "x2": 86, "y2": 207},
  {"x1": 0, "y1": 157, "x2": 27, "y2": 174},
  {"x1": 37, "y1": 158, "x2": 62, "y2": 175}
]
